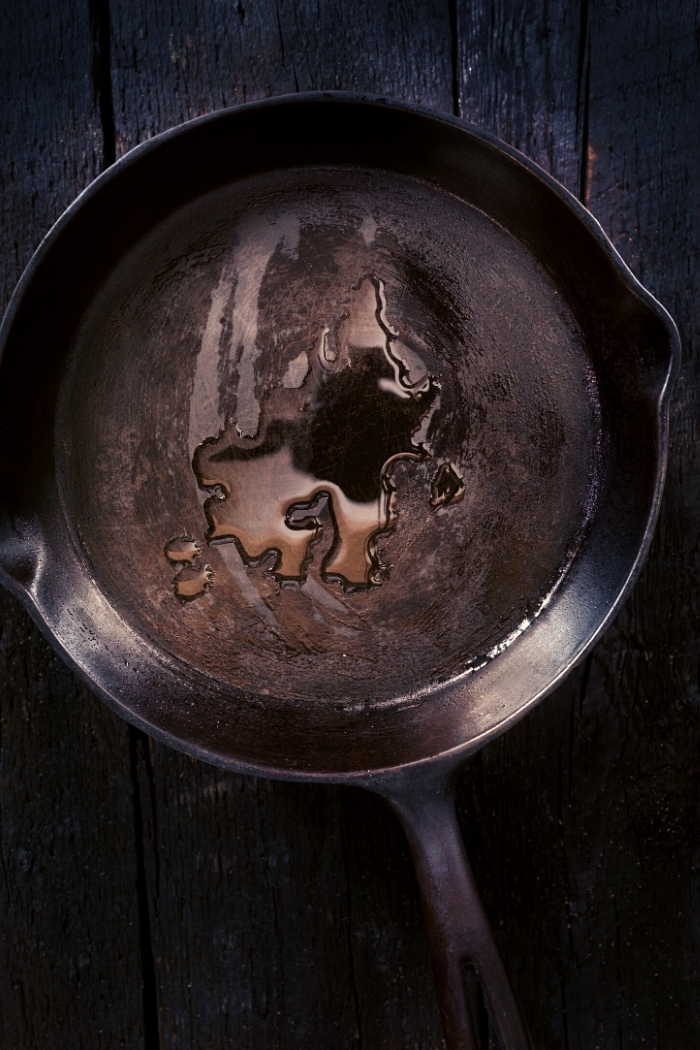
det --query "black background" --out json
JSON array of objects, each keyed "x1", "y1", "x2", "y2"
[{"x1": 1, "y1": 2, "x2": 699, "y2": 1048}]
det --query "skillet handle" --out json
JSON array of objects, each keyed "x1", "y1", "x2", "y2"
[{"x1": 382, "y1": 779, "x2": 530, "y2": 1050}]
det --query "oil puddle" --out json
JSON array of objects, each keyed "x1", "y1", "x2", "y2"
[
  {"x1": 165, "y1": 537, "x2": 214, "y2": 600},
  {"x1": 192, "y1": 276, "x2": 442, "y2": 589}
]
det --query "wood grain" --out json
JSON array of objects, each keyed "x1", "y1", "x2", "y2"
[
  {"x1": 0, "y1": 4, "x2": 147, "y2": 1048},
  {"x1": 109, "y1": 0, "x2": 453, "y2": 151},
  {"x1": 455, "y1": 2, "x2": 700, "y2": 1048},
  {"x1": 457, "y1": 0, "x2": 583, "y2": 191}
]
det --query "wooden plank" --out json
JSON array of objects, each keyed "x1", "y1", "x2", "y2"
[
  {"x1": 456, "y1": 0, "x2": 583, "y2": 189},
  {"x1": 108, "y1": 1, "x2": 453, "y2": 1046},
  {"x1": 564, "y1": 2, "x2": 700, "y2": 1046},
  {"x1": 455, "y1": 2, "x2": 700, "y2": 1048},
  {"x1": 109, "y1": 0, "x2": 453, "y2": 151},
  {"x1": 0, "y1": 1, "x2": 101, "y2": 303},
  {"x1": 0, "y1": 4, "x2": 146, "y2": 1048},
  {"x1": 132, "y1": 746, "x2": 445, "y2": 1048}
]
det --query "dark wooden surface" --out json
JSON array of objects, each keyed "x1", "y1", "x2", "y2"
[{"x1": 1, "y1": 2, "x2": 698, "y2": 1047}]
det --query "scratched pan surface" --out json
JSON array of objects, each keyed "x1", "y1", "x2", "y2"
[{"x1": 0, "y1": 95, "x2": 677, "y2": 779}]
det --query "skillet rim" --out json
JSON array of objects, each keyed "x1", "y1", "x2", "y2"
[{"x1": 0, "y1": 92, "x2": 681, "y2": 783}]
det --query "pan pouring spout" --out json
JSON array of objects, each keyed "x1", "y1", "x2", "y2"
[{"x1": 193, "y1": 276, "x2": 441, "y2": 588}]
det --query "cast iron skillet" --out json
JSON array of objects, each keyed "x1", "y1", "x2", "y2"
[{"x1": 0, "y1": 94, "x2": 679, "y2": 1049}]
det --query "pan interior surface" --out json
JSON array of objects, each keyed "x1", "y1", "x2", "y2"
[{"x1": 56, "y1": 165, "x2": 599, "y2": 712}]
